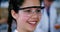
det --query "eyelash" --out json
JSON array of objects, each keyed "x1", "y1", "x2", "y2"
[
  {"x1": 23, "y1": 10, "x2": 31, "y2": 13},
  {"x1": 24, "y1": 10, "x2": 41, "y2": 13}
]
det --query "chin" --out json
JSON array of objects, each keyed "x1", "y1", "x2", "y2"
[{"x1": 26, "y1": 26, "x2": 36, "y2": 32}]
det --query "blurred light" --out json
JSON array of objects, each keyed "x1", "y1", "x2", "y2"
[{"x1": 1, "y1": 1, "x2": 9, "y2": 8}]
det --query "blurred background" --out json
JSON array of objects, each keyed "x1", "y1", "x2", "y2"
[
  {"x1": 0, "y1": 0, "x2": 60, "y2": 32},
  {"x1": 0, "y1": 0, "x2": 16, "y2": 32}
]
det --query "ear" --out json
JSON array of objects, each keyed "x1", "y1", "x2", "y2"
[{"x1": 11, "y1": 10, "x2": 18, "y2": 20}]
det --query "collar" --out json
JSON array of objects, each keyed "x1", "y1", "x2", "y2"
[{"x1": 14, "y1": 29, "x2": 18, "y2": 32}]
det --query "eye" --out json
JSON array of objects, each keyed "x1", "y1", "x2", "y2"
[
  {"x1": 24, "y1": 10, "x2": 31, "y2": 12},
  {"x1": 36, "y1": 9, "x2": 41, "y2": 13}
]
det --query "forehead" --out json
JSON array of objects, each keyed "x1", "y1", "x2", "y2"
[{"x1": 20, "y1": 0, "x2": 40, "y2": 8}]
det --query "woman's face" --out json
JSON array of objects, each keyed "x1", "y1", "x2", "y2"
[{"x1": 12, "y1": 0, "x2": 42, "y2": 32}]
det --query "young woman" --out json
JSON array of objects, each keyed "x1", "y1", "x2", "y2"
[{"x1": 8, "y1": 0, "x2": 44, "y2": 32}]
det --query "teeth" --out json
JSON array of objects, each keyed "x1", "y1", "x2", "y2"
[{"x1": 29, "y1": 22, "x2": 36, "y2": 24}]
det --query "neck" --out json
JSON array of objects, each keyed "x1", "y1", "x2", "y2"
[{"x1": 17, "y1": 27, "x2": 33, "y2": 32}]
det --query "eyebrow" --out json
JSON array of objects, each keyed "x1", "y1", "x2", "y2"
[{"x1": 18, "y1": 6, "x2": 45, "y2": 10}]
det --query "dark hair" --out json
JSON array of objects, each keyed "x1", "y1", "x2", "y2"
[
  {"x1": 8, "y1": 0, "x2": 24, "y2": 32},
  {"x1": 8, "y1": 0, "x2": 43, "y2": 32}
]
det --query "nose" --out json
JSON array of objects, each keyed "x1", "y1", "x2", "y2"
[{"x1": 31, "y1": 13, "x2": 38, "y2": 19}]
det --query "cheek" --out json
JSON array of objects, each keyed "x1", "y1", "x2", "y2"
[
  {"x1": 17, "y1": 13, "x2": 30, "y2": 25},
  {"x1": 39, "y1": 14, "x2": 42, "y2": 20},
  {"x1": 21, "y1": 14, "x2": 30, "y2": 21}
]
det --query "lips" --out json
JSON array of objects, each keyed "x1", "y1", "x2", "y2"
[
  {"x1": 27, "y1": 20, "x2": 38, "y2": 26},
  {"x1": 28, "y1": 21, "x2": 37, "y2": 24}
]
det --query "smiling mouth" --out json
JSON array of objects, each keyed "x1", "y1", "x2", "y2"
[{"x1": 27, "y1": 20, "x2": 38, "y2": 26}]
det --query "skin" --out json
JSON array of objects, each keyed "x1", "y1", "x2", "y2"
[
  {"x1": 11, "y1": 0, "x2": 41, "y2": 32},
  {"x1": 44, "y1": 0, "x2": 53, "y2": 8},
  {"x1": 55, "y1": 24, "x2": 60, "y2": 29}
]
